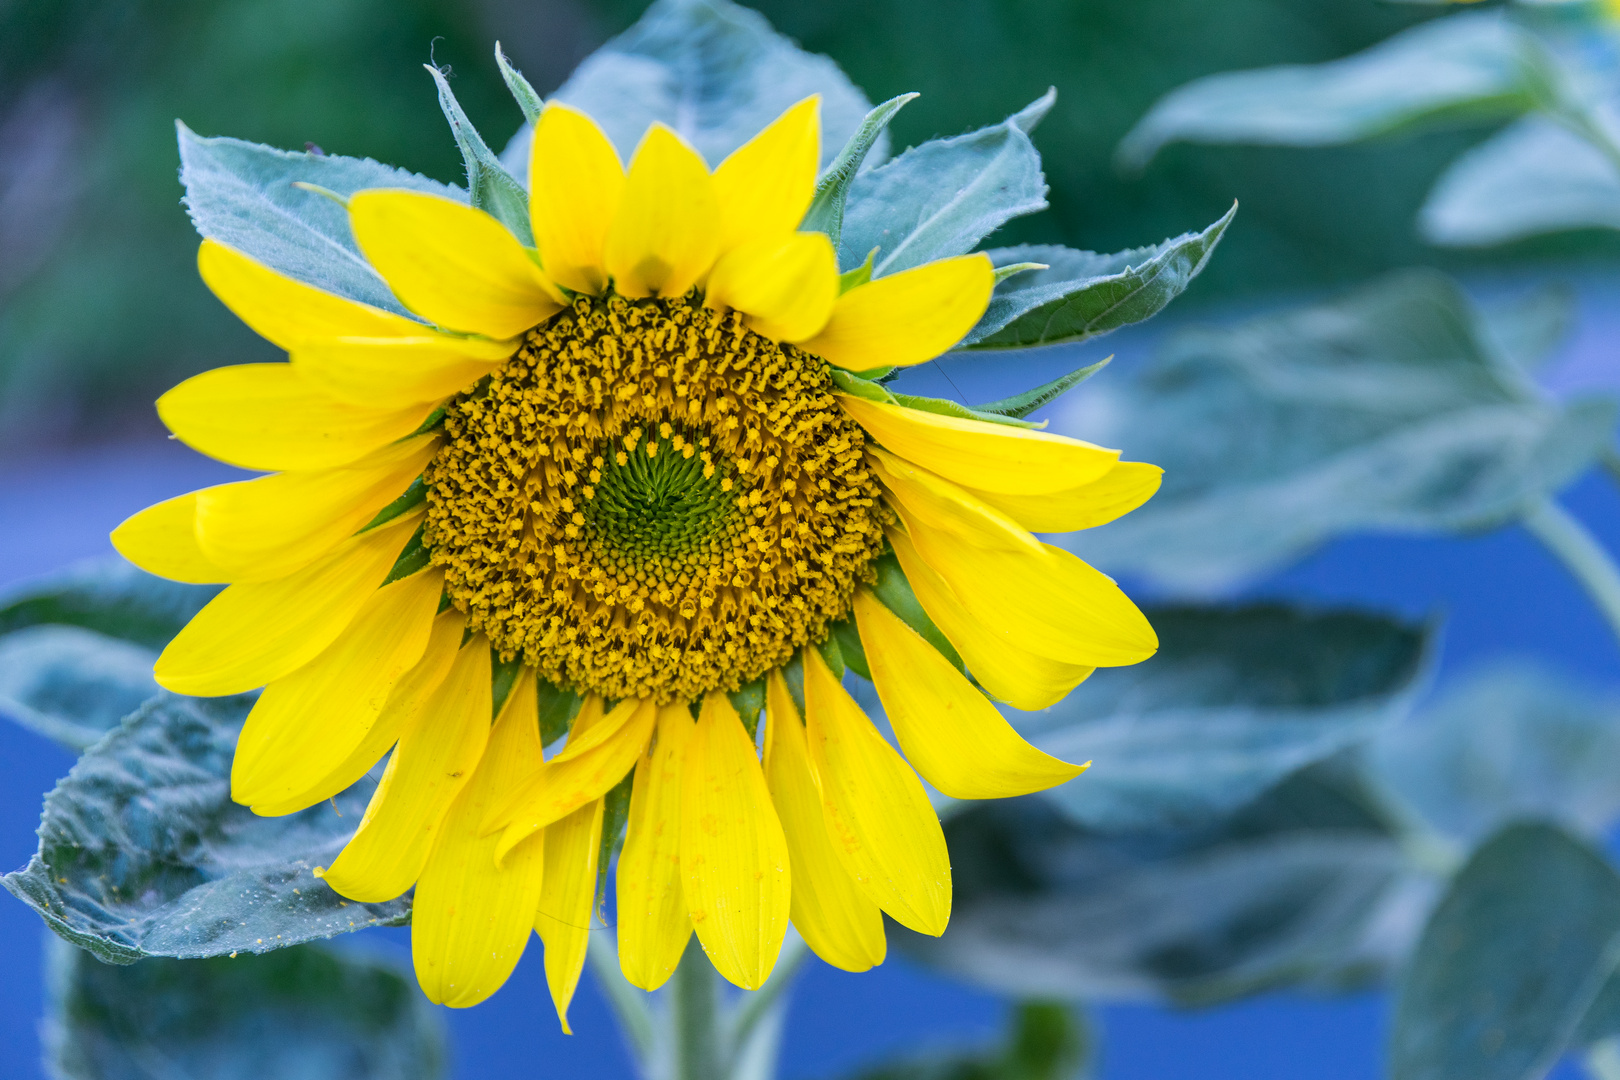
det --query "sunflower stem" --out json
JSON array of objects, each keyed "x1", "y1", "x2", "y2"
[
  {"x1": 1523, "y1": 498, "x2": 1620, "y2": 651},
  {"x1": 585, "y1": 935, "x2": 657, "y2": 1070},
  {"x1": 670, "y1": 938, "x2": 724, "y2": 1080},
  {"x1": 725, "y1": 932, "x2": 809, "y2": 1080}
]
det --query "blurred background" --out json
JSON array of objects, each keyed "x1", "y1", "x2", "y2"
[{"x1": 3, "y1": 1, "x2": 1619, "y2": 1078}]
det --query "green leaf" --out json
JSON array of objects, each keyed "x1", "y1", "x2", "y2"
[
  {"x1": 729, "y1": 676, "x2": 767, "y2": 735},
  {"x1": 900, "y1": 765, "x2": 1403, "y2": 1005},
  {"x1": 829, "y1": 617, "x2": 870, "y2": 680},
  {"x1": 1421, "y1": 116, "x2": 1620, "y2": 246},
  {"x1": 491, "y1": 653, "x2": 526, "y2": 717},
  {"x1": 519, "y1": 0, "x2": 877, "y2": 174},
  {"x1": 803, "y1": 93, "x2": 918, "y2": 252},
  {"x1": 827, "y1": 367, "x2": 1041, "y2": 429},
  {"x1": 1391, "y1": 821, "x2": 1620, "y2": 1080},
  {"x1": 1070, "y1": 270, "x2": 1620, "y2": 592},
  {"x1": 177, "y1": 123, "x2": 462, "y2": 316},
  {"x1": 963, "y1": 204, "x2": 1235, "y2": 349},
  {"x1": 1023, "y1": 604, "x2": 1431, "y2": 832},
  {"x1": 973, "y1": 360, "x2": 1110, "y2": 420},
  {"x1": 596, "y1": 771, "x2": 635, "y2": 909},
  {"x1": 1115, "y1": 12, "x2": 1537, "y2": 171},
  {"x1": 853, "y1": 1001, "x2": 1091, "y2": 1080},
  {"x1": 1369, "y1": 662, "x2": 1620, "y2": 847},
  {"x1": 0, "y1": 626, "x2": 156, "y2": 751},
  {"x1": 1478, "y1": 281, "x2": 1577, "y2": 375},
  {"x1": 870, "y1": 552, "x2": 963, "y2": 671},
  {"x1": 496, "y1": 42, "x2": 545, "y2": 126},
  {"x1": 538, "y1": 678, "x2": 581, "y2": 748},
  {"x1": 3, "y1": 693, "x2": 410, "y2": 964},
  {"x1": 44, "y1": 937, "x2": 447, "y2": 1080},
  {"x1": 425, "y1": 65, "x2": 534, "y2": 246},
  {"x1": 0, "y1": 559, "x2": 220, "y2": 650},
  {"x1": 838, "y1": 95, "x2": 1049, "y2": 276}
]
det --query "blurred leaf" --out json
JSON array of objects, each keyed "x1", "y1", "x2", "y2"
[
  {"x1": 962, "y1": 204, "x2": 1235, "y2": 349},
  {"x1": 1116, "y1": 12, "x2": 1536, "y2": 170},
  {"x1": 900, "y1": 766, "x2": 1403, "y2": 1005},
  {"x1": 1391, "y1": 821, "x2": 1620, "y2": 1080},
  {"x1": 178, "y1": 124, "x2": 463, "y2": 315},
  {"x1": 0, "y1": 558, "x2": 219, "y2": 650},
  {"x1": 1421, "y1": 116, "x2": 1620, "y2": 246},
  {"x1": 853, "y1": 1001, "x2": 1091, "y2": 1080},
  {"x1": 426, "y1": 64, "x2": 533, "y2": 245},
  {"x1": 838, "y1": 95, "x2": 1049, "y2": 276},
  {"x1": 44, "y1": 937, "x2": 446, "y2": 1080},
  {"x1": 0, "y1": 626, "x2": 156, "y2": 751},
  {"x1": 1068, "y1": 270, "x2": 1619, "y2": 593},
  {"x1": 1023, "y1": 604, "x2": 1431, "y2": 832},
  {"x1": 3, "y1": 693, "x2": 409, "y2": 965},
  {"x1": 1477, "y1": 281, "x2": 1576, "y2": 374},
  {"x1": 526, "y1": 0, "x2": 877, "y2": 173},
  {"x1": 1370, "y1": 662, "x2": 1620, "y2": 847},
  {"x1": 803, "y1": 92, "x2": 918, "y2": 252}
]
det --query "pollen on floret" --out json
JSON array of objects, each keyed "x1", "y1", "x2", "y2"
[{"x1": 423, "y1": 293, "x2": 888, "y2": 704}]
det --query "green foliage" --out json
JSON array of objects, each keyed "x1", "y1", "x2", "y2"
[
  {"x1": 2, "y1": 692, "x2": 410, "y2": 964},
  {"x1": 854, "y1": 1002, "x2": 1091, "y2": 1080},
  {"x1": 803, "y1": 93, "x2": 918, "y2": 251},
  {"x1": 426, "y1": 63, "x2": 533, "y2": 243},
  {"x1": 0, "y1": 626, "x2": 157, "y2": 750},
  {"x1": 0, "y1": 559, "x2": 219, "y2": 650},
  {"x1": 44, "y1": 937, "x2": 447, "y2": 1080},
  {"x1": 1071, "y1": 270, "x2": 1618, "y2": 592}
]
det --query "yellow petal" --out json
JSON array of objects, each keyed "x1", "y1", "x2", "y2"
[
  {"x1": 887, "y1": 527, "x2": 1092, "y2": 711},
  {"x1": 763, "y1": 670, "x2": 885, "y2": 972},
  {"x1": 868, "y1": 446, "x2": 1039, "y2": 555},
  {"x1": 549, "y1": 697, "x2": 640, "y2": 763},
  {"x1": 153, "y1": 514, "x2": 418, "y2": 696},
  {"x1": 894, "y1": 505, "x2": 1158, "y2": 668},
  {"x1": 852, "y1": 590, "x2": 1087, "y2": 798},
  {"x1": 293, "y1": 336, "x2": 514, "y2": 410},
  {"x1": 316, "y1": 637, "x2": 493, "y2": 902},
  {"x1": 493, "y1": 698, "x2": 657, "y2": 862},
  {"x1": 197, "y1": 239, "x2": 424, "y2": 350},
  {"x1": 840, "y1": 394, "x2": 1118, "y2": 496},
  {"x1": 194, "y1": 436, "x2": 435, "y2": 581},
  {"x1": 249, "y1": 609, "x2": 466, "y2": 817},
  {"x1": 711, "y1": 96, "x2": 820, "y2": 254},
  {"x1": 230, "y1": 569, "x2": 444, "y2": 807},
  {"x1": 801, "y1": 254, "x2": 994, "y2": 370},
  {"x1": 680, "y1": 693, "x2": 790, "y2": 991},
  {"x1": 704, "y1": 232, "x2": 838, "y2": 343},
  {"x1": 413, "y1": 672, "x2": 547, "y2": 1008},
  {"x1": 110, "y1": 492, "x2": 230, "y2": 585},
  {"x1": 968, "y1": 461, "x2": 1164, "y2": 534},
  {"x1": 617, "y1": 703, "x2": 696, "y2": 991},
  {"x1": 536, "y1": 797, "x2": 604, "y2": 1034},
  {"x1": 802, "y1": 648, "x2": 951, "y2": 936},
  {"x1": 158, "y1": 363, "x2": 435, "y2": 472},
  {"x1": 348, "y1": 189, "x2": 564, "y2": 339},
  {"x1": 529, "y1": 102, "x2": 625, "y2": 295},
  {"x1": 603, "y1": 124, "x2": 720, "y2": 299}
]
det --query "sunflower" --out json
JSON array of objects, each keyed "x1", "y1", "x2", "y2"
[{"x1": 111, "y1": 95, "x2": 1160, "y2": 1023}]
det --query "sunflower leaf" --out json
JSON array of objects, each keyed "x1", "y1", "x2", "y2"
[
  {"x1": 1391, "y1": 822, "x2": 1620, "y2": 1080},
  {"x1": 1068, "y1": 270, "x2": 1620, "y2": 593},
  {"x1": 44, "y1": 937, "x2": 448, "y2": 1080},
  {"x1": 0, "y1": 626, "x2": 157, "y2": 752},
  {"x1": 3, "y1": 693, "x2": 410, "y2": 964},
  {"x1": 426, "y1": 65, "x2": 534, "y2": 246},
  {"x1": 803, "y1": 93, "x2": 919, "y2": 252},
  {"x1": 973, "y1": 359, "x2": 1111, "y2": 420},
  {"x1": 176, "y1": 123, "x2": 462, "y2": 315},
  {"x1": 0, "y1": 558, "x2": 219, "y2": 651},
  {"x1": 962, "y1": 203, "x2": 1235, "y2": 349},
  {"x1": 839, "y1": 94, "x2": 1050, "y2": 276},
  {"x1": 495, "y1": 42, "x2": 545, "y2": 126}
]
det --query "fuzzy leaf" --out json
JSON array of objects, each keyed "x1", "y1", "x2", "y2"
[
  {"x1": 0, "y1": 559, "x2": 220, "y2": 650},
  {"x1": 973, "y1": 360, "x2": 1110, "y2": 420},
  {"x1": 802, "y1": 93, "x2": 918, "y2": 251},
  {"x1": 0, "y1": 626, "x2": 157, "y2": 751},
  {"x1": 426, "y1": 65, "x2": 533, "y2": 245}
]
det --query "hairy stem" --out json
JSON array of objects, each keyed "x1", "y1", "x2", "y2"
[
  {"x1": 671, "y1": 938, "x2": 724, "y2": 1080},
  {"x1": 1523, "y1": 499, "x2": 1620, "y2": 651}
]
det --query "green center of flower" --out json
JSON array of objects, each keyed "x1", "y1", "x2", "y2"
[{"x1": 582, "y1": 430, "x2": 740, "y2": 562}]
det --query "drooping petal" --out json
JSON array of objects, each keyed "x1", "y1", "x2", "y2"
[
  {"x1": 158, "y1": 363, "x2": 436, "y2": 472},
  {"x1": 492, "y1": 697, "x2": 657, "y2": 862},
  {"x1": 413, "y1": 672, "x2": 547, "y2": 1008},
  {"x1": 680, "y1": 693, "x2": 790, "y2": 991},
  {"x1": 536, "y1": 797, "x2": 604, "y2": 1034},
  {"x1": 965, "y1": 461, "x2": 1164, "y2": 533},
  {"x1": 249, "y1": 609, "x2": 466, "y2": 817},
  {"x1": 886, "y1": 528, "x2": 1092, "y2": 711},
  {"x1": 197, "y1": 239, "x2": 425, "y2": 350},
  {"x1": 154, "y1": 514, "x2": 418, "y2": 696},
  {"x1": 549, "y1": 697, "x2": 640, "y2": 763},
  {"x1": 868, "y1": 446, "x2": 1039, "y2": 554},
  {"x1": 711, "y1": 96, "x2": 820, "y2": 254},
  {"x1": 839, "y1": 394, "x2": 1118, "y2": 496},
  {"x1": 194, "y1": 436, "x2": 435, "y2": 581},
  {"x1": 802, "y1": 255, "x2": 994, "y2": 371},
  {"x1": 617, "y1": 703, "x2": 696, "y2": 992},
  {"x1": 763, "y1": 670, "x2": 885, "y2": 972},
  {"x1": 603, "y1": 124, "x2": 721, "y2": 299},
  {"x1": 529, "y1": 102, "x2": 625, "y2": 296},
  {"x1": 316, "y1": 637, "x2": 493, "y2": 902},
  {"x1": 230, "y1": 569, "x2": 443, "y2": 807},
  {"x1": 704, "y1": 232, "x2": 838, "y2": 343},
  {"x1": 292, "y1": 336, "x2": 515, "y2": 410},
  {"x1": 348, "y1": 189, "x2": 564, "y2": 339},
  {"x1": 110, "y1": 492, "x2": 230, "y2": 585},
  {"x1": 802, "y1": 648, "x2": 951, "y2": 937},
  {"x1": 852, "y1": 590, "x2": 1087, "y2": 799}
]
